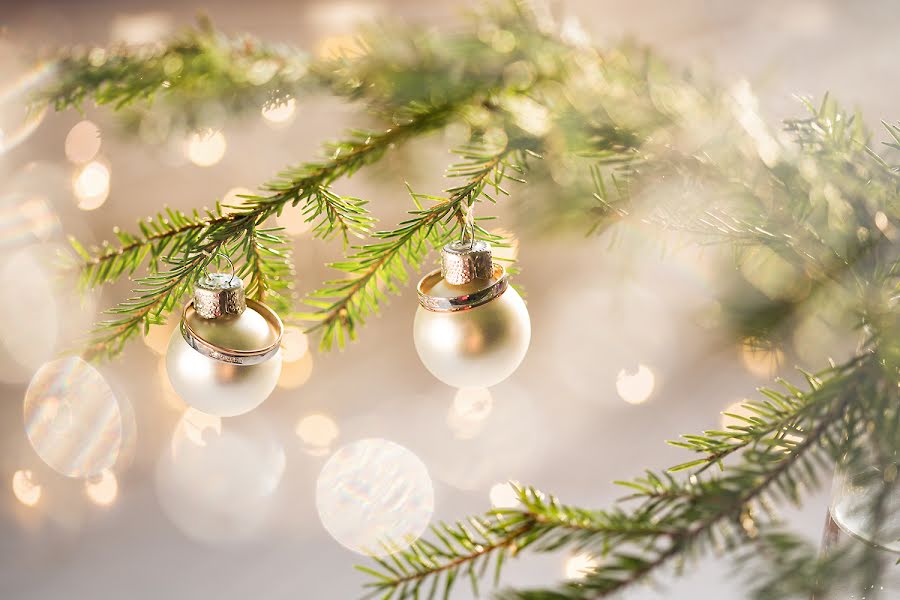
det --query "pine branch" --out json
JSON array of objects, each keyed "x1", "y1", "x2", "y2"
[
  {"x1": 43, "y1": 20, "x2": 311, "y2": 127},
  {"x1": 81, "y1": 242, "x2": 222, "y2": 360},
  {"x1": 360, "y1": 355, "x2": 880, "y2": 599},
  {"x1": 236, "y1": 226, "x2": 295, "y2": 314},
  {"x1": 360, "y1": 487, "x2": 678, "y2": 600},
  {"x1": 298, "y1": 136, "x2": 536, "y2": 350}
]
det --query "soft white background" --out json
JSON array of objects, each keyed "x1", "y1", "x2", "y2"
[{"x1": 1, "y1": 1, "x2": 894, "y2": 598}]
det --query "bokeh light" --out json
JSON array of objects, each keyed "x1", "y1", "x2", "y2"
[
  {"x1": 143, "y1": 316, "x2": 177, "y2": 356},
  {"x1": 295, "y1": 413, "x2": 340, "y2": 456},
  {"x1": 489, "y1": 228, "x2": 520, "y2": 262},
  {"x1": 73, "y1": 161, "x2": 111, "y2": 210},
  {"x1": 0, "y1": 48, "x2": 52, "y2": 156},
  {"x1": 186, "y1": 131, "x2": 227, "y2": 167},
  {"x1": 171, "y1": 408, "x2": 222, "y2": 452},
  {"x1": 721, "y1": 400, "x2": 754, "y2": 430},
  {"x1": 276, "y1": 205, "x2": 313, "y2": 236},
  {"x1": 64, "y1": 120, "x2": 102, "y2": 164},
  {"x1": 158, "y1": 357, "x2": 188, "y2": 412},
  {"x1": 157, "y1": 410, "x2": 285, "y2": 544},
  {"x1": 0, "y1": 193, "x2": 60, "y2": 250},
  {"x1": 24, "y1": 357, "x2": 125, "y2": 479},
  {"x1": 564, "y1": 553, "x2": 598, "y2": 580},
  {"x1": 261, "y1": 97, "x2": 296, "y2": 125},
  {"x1": 0, "y1": 248, "x2": 58, "y2": 382},
  {"x1": 316, "y1": 438, "x2": 434, "y2": 556},
  {"x1": 740, "y1": 340, "x2": 784, "y2": 379},
  {"x1": 11, "y1": 469, "x2": 41, "y2": 507},
  {"x1": 278, "y1": 352, "x2": 314, "y2": 389},
  {"x1": 615, "y1": 364, "x2": 656, "y2": 405},
  {"x1": 281, "y1": 327, "x2": 310, "y2": 362},
  {"x1": 110, "y1": 12, "x2": 173, "y2": 44},
  {"x1": 446, "y1": 387, "x2": 494, "y2": 439},
  {"x1": 489, "y1": 481, "x2": 521, "y2": 509},
  {"x1": 84, "y1": 469, "x2": 118, "y2": 506},
  {"x1": 222, "y1": 186, "x2": 254, "y2": 212}
]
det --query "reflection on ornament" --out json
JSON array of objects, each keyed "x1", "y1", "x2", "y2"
[
  {"x1": 65, "y1": 120, "x2": 101, "y2": 164},
  {"x1": 84, "y1": 469, "x2": 118, "y2": 506},
  {"x1": 156, "y1": 411, "x2": 285, "y2": 544},
  {"x1": 564, "y1": 552, "x2": 598, "y2": 580},
  {"x1": 295, "y1": 413, "x2": 340, "y2": 456},
  {"x1": 186, "y1": 131, "x2": 226, "y2": 167},
  {"x1": 281, "y1": 327, "x2": 310, "y2": 362},
  {"x1": 740, "y1": 340, "x2": 784, "y2": 379},
  {"x1": 12, "y1": 469, "x2": 41, "y2": 507},
  {"x1": 278, "y1": 352, "x2": 314, "y2": 389},
  {"x1": 316, "y1": 438, "x2": 434, "y2": 556},
  {"x1": 446, "y1": 387, "x2": 493, "y2": 439},
  {"x1": 615, "y1": 364, "x2": 655, "y2": 405},
  {"x1": 261, "y1": 97, "x2": 296, "y2": 125},
  {"x1": 24, "y1": 357, "x2": 124, "y2": 478},
  {"x1": 73, "y1": 161, "x2": 111, "y2": 210},
  {"x1": 489, "y1": 481, "x2": 520, "y2": 509}
]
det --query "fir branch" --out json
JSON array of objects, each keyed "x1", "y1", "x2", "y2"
[
  {"x1": 299, "y1": 136, "x2": 535, "y2": 350},
  {"x1": 44, "y1": 20, "x2": 310, "y2": 126},
  {"x1": 360, "y1": 487, "x2": 678, "y2": 600},
  {"x1": 81, "y1": 242, "x2": 222, "y2": 360},
  {"x1": 360, "y1": 356, "x2": 880, "y2": 599}
]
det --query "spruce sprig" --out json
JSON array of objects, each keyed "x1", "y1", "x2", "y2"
[
  {"x1": 44, "y1": 19, "x2": 310, "y2": 127},
  {"x1": 299, "y1": 137, "x2": 536, "y2": 350},
  {"x1": 360, "y1": 355, "x2": 884, "y2": 599}
]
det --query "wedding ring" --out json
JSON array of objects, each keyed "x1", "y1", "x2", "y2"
[
  {"x1": 416, "y1": 263, "x2": 509, "y2": 312},
  {"x1": 179, "y1": 298, "x2": 284, "y2": 365}
]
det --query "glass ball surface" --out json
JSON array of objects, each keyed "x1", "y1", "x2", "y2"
[
  {"x1": 414, "y1": 284, "x2": 530, "y2": 388},
  {"x1": 166, "y1": 308, "x2": 282, "y2": 417}
]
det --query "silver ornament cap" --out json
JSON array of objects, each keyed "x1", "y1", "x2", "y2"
[
  {"x1": 193, "y1": 272, "x2": 246, "y2": 319},
  {"x1": 441, "y1": 240, "x2": 493, "y2": 285},
  {"x1": 417, "y1": 240, "x2": 509, "y2": 312}
]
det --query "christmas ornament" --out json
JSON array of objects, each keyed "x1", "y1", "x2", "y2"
[
  {"x1": 166, "y1": 261, "x2": 283, "y2": 417},
  {"x1": 414, "y1": 228, "x2": 530, "y2": 388}
]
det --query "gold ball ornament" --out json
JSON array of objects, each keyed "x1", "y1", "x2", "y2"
[
  {"x1": 166, "y1": 270, "x2": 283, "y2": 417},
  {"x1": 414, "y1": 240, "x2": 530, "y2": 388}
]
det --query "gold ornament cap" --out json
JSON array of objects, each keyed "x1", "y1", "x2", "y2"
[
  {"x1": 441, "y1": 240, "x2": 493, "y2": 285},
  {"x1": 193, "y1": 273, "x2": 246, "y2": 319}
]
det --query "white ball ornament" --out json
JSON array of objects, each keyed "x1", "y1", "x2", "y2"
[
  {"x1": 414, "y1": 239, "x2": 530, "y2": 388},
  {"x1": 166, "y1": 269, "x2": 284, "y2": 417}
]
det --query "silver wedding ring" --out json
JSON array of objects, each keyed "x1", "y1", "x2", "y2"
[
  {"x1": 417, "y1": 263, "x2": 509, "y2": 312},
  {"x1": 179, "y1": 298, "x2": 284, "y2": 365}
]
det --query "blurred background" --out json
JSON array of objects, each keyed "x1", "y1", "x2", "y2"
[{"x1": 0, "y1": 1, "x2": 895, "y2": 598}]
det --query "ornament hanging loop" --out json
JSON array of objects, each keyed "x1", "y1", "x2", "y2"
[
  {"x1": 201, "y1": 251, "x2": 237, "y2": 284},
  {"x1": 459, "y1": 201, "x2": 476, "y2": 250}
]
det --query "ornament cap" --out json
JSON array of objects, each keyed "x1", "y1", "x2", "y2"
[
  {"x1": 441, "y1": 240, "x2": 493, "y2": 285},
  {"x1": 193, "y1": 273, "x2": 246, "y2": 319}
]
